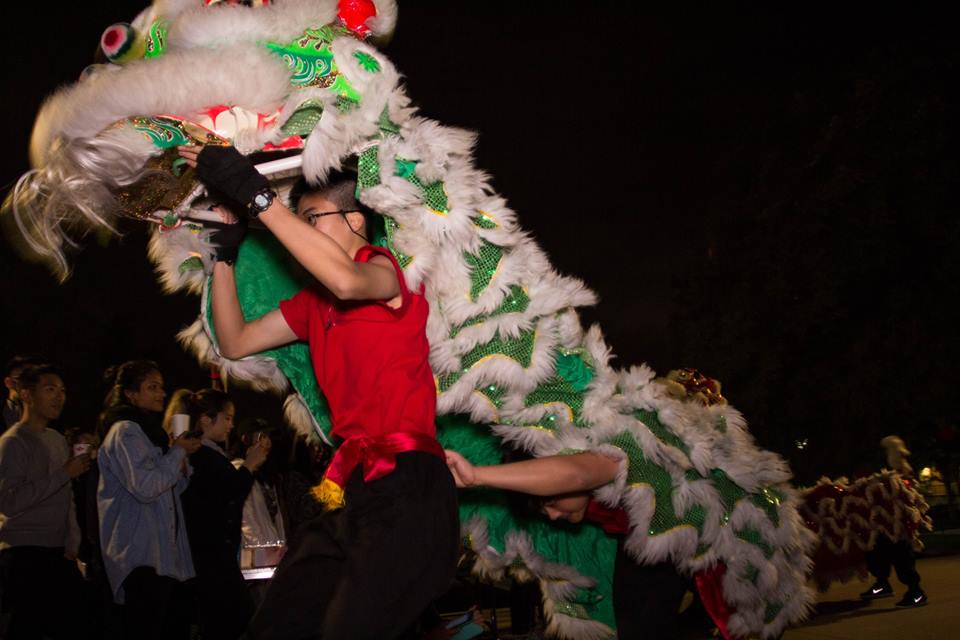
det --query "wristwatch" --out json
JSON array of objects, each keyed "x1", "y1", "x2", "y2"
[{"x1": 248, "y1": 188, "x2": 277, "y2": 218}]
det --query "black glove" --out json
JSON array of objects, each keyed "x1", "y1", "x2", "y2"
[
  {"x1": 205, "y1": 218, "x2": 248, "y2": 265},
  {"x1": 196, "y1": 145, "x2": 270, "y2": 214}
]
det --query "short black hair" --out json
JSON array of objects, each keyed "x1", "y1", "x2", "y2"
[
  {"x1": 5, "y1": 355, "x2": 41, "y2": 379},
  {"x1": 289, "y1": 171, "x2": 383, "y2": 243},
  {"x1": 17, "y1": 364, "x2": 63, "y2": 392}
]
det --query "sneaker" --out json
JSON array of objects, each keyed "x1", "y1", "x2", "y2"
[
  {"x1": 860, "y1": 581, "x2": 894, "y2": 600},
  {"x1": 895, "y1": 587, "x2": 927, "y2": 607}
]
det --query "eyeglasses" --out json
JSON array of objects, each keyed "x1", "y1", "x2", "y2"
[{"x1": 303, "y1": 210, "x2": 357, "y2": 226}]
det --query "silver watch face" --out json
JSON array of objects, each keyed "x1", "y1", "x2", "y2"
[{"x1": 254, "y1": 193, "x2": 270, "y2": 208}]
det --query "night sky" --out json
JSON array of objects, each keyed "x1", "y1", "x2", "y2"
[{"x1": 1, "y1": 3, "x2": 957, "y2": 483}]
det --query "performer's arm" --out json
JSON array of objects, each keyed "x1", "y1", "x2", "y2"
[
  {"x1": 258, "y1": 200, "x2": 400, "y2": 302},
  {"x1": 444, "y1": 450, "x2": 619, "y2": 496},
  {"x1": 211, "y1": 261, "x2": 298, "y2": 359},
  {"x1": 178, "y1": 145, "x2": 399, "y2": 302}
]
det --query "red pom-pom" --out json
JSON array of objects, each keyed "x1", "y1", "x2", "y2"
[{"x1": 338, "y1": 0, "x2": 376, "y2": 37}]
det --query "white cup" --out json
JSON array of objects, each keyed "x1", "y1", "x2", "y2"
[{"x1": 171, "y1": 414, "x2": 191, "y2": 438}]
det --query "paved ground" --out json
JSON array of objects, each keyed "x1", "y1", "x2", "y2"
[{"x1": 783, "y1": 555, "x2": 960, "y2": 640}]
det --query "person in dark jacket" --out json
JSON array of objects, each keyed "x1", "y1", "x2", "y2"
[{"x1": 175, "y1": 389, "x2": 269, "y2": 640}]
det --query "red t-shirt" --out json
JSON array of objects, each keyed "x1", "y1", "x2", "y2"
[{"x1": 279, "y1": 246, "x2": 437, "y2": 442}]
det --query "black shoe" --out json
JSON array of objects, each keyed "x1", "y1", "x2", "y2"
[
  {"x1": 896, "y1": 587, "x2": 927, "y2": 607},
  {"x1": 860, "y1": 581, "x2": 894, "y2": 600}
]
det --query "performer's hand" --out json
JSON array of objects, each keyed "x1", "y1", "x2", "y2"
[
  {"x1": 178, "y1": 144, "x2": 269, "y2": 214},
  {"x1": 205, "y1": 205, "x2": 247, "y2": 264},
  {"x1": 444, "y1": 450, "x2": 478, "y2": 488}
]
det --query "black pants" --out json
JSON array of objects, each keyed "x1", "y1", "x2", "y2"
[
  {"x1": 120, "y1": 566, "x2": 191, "y2": 640},
  {"x1": 0, "y1": 546, "x2": 88, "y2": 640},
  {"x1": 247, "y1": 452, "x2": 459, "y2": 640},
  {"x1": 194, "y1": 553, "x2": 255, "y2": 640},
  {"x1": 865, "y1": 535, "x2": 921, "y2": 588},
  {"x1": 612, "y1": 541, "x2": 688, "y2": 640}
]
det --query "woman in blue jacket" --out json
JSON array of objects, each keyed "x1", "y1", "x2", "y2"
[{"x1": 96, "y1": 360, "x2": 201, "y2": 640}]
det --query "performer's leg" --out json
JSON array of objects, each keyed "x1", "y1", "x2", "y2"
[
  {"x1": 860, "y1": 535, "x2": 896, "y2": 599},
  {"x1": 865, "y1": 535, "x2": 893, "y2": 583},
  {"x1": 888, "y1": 537, "x2": 927, "y2": 606},
  {"x1": 245, "y1": 512, "x2": 347, "y2": 640},
  {"x1": 890, "y1": 540, "x2": 921, "y2": 588},
  {"x1": 612, "y1": 541, "x2": 687, "y2": 640},
  {"x1": 321, "y1": 452, "x2": 459, "y2": 640}
]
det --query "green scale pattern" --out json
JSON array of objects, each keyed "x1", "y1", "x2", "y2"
[
  {"x1": 525, "y1": 376, "x2": 586, "y2": 424},
  {"x1": 611, "y1": 429, "x2": 707, "y2": 537},
  {"x1": 382, "y1": 218, "x2": 413, "y2": 269},
  {"x1": 450, "y1": 285, "x2": 531, "y2": 338},
  {"x1": 280, "y1": 99, "x2": 324, "y2": 137},
  {"x1": 464, "y1": 240, "x2": 504, "y2": 301},
  {"x1": 437, "y1": 329, "x2": 537, "y2": 392},
  {"x1": 637, "y1": 409, "x2": 784, "y2": 528},
  {"x1": 477, "y1": 383, "x2": 507, "y2": 411},
  {"x1": 615, "y1": 408, "x2": 790, "y2": 620},
  {"x1": 357, "y1": 145, "x2": 382, "y2": 191},
  {"x1": 394, "y1": 158, "x2": 450, "y2": 215}
]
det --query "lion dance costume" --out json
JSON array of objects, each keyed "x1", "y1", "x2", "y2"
[{"x1": 5, "y1": 1, "x2": 820, "y2": 637}]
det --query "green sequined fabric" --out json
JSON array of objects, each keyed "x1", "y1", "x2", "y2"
[
  {"x1": 464, "y1": 241, "x2": 504, "y2": 301},
  {"x1": 357, "y1": 146, "x2": 382, "y2": 191},
  {"x1": 451, "y1": 285, "x2": 530, "y2": 337},
  {"x1": 394, "y1": 158, "x2": 450, "y2": 215},
  {"x1": 280, "y1": 99, "x2": 324, "y2": 137},
  {"x1": 611, "y1": 412, "x2": 786, "y2": 552},
  {"x1": 525, "y1": 376, "x2": 586, "y2": 423},
  {"x1": 381, "y1": 218, "x2": 412, "y2": 269}
]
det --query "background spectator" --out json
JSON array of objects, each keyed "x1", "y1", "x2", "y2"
[
  {"x1": 232, "y1": 418, "x2": 288, "y2": 605},
  {"x1": 96, "y1": 361, "x2": 201, "y2": 640},
  {"x1": 0, "y1": 364, "x2": 90, "y2": 639},
  {"x1": 177, "y1": 389, "x2": 269, "y2": 640},
  {"x1": 2, "y1": 356, "x2": 40, "y2": 434}
]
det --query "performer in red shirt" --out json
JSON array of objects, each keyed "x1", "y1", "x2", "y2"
[{"x1": 179, "y1": 145, "x2": 458, "y2": 640}]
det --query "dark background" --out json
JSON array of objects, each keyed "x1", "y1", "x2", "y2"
[{"x1": 1, "y1": 3, "x2": 957, "y2": 484}]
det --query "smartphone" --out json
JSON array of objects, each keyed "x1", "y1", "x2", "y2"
[
  {"x1": 72, "y1": 443, "x2": 92, "y2": 457},
  {"x1": 445, "y1": 612, "x2": 472, "y2": 630}
]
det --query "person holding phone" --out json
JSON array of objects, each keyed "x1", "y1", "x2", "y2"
[
  {"x1": 96, "y1": 360, "x2": 202, "y2": 640},
  {"x1": 230, "y1": 417, "x2": 287, "y2": 605},
  {"x1": 174, "y1": 389, "x2": 269, "y2": 640}
]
